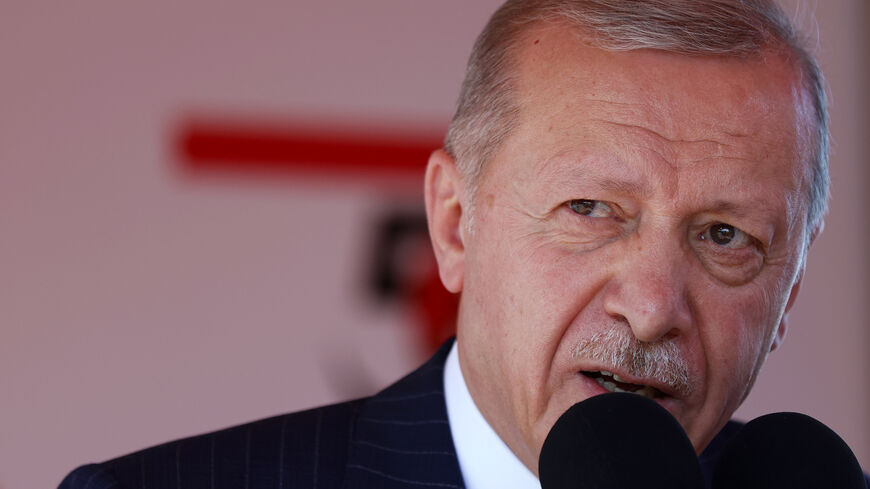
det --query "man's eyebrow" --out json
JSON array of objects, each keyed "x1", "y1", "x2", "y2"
[
  {"x1": 589, "y1": 177, "x2": 650, "y2": 197},
  {"x1": 553, "y1": 170, "x2": 653, "y2": 198},
  {"x1": 707, "y1": 200, "x2": 747, "y2": 215},
  {"x1": 538, "y1": 155, "x2": 654, "y2": 198},
  {"x1": 704, "y1": 199, "x2": 780, "y2": 222}
]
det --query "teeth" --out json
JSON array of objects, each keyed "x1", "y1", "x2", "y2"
[
  {"x1": 597, "y1": 370, "x2": 628, "y2": 384},
  {"x1": 594, "y1": 375, "x2": 658, "y2": 399},
  {"x1": 595, "y1": 377, "x2": 618, "y2": 391},
  {"x1": 636, "y1": 386, "x2": 658, "y2": 398}
]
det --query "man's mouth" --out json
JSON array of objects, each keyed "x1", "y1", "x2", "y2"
[{"x1": 581, "y1": 370, "x2": 665, "y2": 399}]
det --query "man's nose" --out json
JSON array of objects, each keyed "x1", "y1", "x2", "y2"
[{"x1": 602, "y1": 240, "x2": 693, "y2": 343}]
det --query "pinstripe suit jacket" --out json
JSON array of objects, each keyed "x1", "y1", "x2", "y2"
[
  {"x1": 61, "y1": 339, "x2": 863, "y2": 489},
  {"x1": 58, "y1": 341, "x2": 465, "y2": 489}
]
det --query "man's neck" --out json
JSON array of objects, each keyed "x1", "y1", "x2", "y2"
[{"x1": 443, "y1": 340, "x2": 542, "y2": 489}]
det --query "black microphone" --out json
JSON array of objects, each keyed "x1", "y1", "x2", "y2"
[
  {"x1": 712, "y1": 412, "x2": 866, "y2": 489},
  {"x1": 539, "y1": 392, "x2": 704, "y2": 488}
]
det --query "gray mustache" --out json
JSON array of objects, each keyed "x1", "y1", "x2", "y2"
[{"x1": 572, "y1": 330, "x2": 693, "y2": 397}]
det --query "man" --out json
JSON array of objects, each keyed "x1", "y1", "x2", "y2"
[{"x1": 60, "y1": 1, "x2": 868, "y2": 488}]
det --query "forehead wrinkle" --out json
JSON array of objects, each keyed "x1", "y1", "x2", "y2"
[
  {"x1": 580, "y1": 92, "x2": 761, "y2": 163},
  {"x1": 593, "y1": 118, "x2": 746, "y2": 168},
  {"x1": 583, "y1": 97, "x2": 639, "y2": 110},
  {"x1": 596, "y1": 119, "x2": 726, "y2": 147},
  {"x1": 581, "y1": 91, "x2": 723, "y2": 143}
]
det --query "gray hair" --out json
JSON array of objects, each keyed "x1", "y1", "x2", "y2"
[
  {"x1": 573, "y1": 330, "x2": 694, "y2": 397},
  {"x1": 444, "y1": 0, "x2": 829, "y2": 236}
]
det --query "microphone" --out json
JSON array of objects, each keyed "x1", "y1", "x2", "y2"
[
  {"x1": 712, "y1": 412, "x2": 866, "y2": 489},
  {"x1": 539, "y1": 392, "x2": 704, "y2": 488}
]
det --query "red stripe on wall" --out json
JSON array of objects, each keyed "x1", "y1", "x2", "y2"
[{"x1": 177, "y1": 121, "x2": 445, "y2": 176}]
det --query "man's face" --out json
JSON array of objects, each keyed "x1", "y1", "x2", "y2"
[{"x1": 431, "y1": 24, "x2": 814, "y2": 473}]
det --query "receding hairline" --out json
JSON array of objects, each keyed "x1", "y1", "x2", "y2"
[{"x1": 472, "y1": 16, "x2": 814, "y2": 172}]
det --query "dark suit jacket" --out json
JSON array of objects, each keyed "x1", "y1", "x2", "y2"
[{"x1": 58, "y1": 340, "x2": 869, "y2": 489}]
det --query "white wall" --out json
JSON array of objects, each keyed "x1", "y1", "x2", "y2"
[{"x1": 0, "y1": 2, "x2": 865, "y2": 489}]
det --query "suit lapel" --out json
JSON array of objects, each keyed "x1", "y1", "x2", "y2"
[{"x1": 343, "y1": 340, "x2": 465, "y2": 489}]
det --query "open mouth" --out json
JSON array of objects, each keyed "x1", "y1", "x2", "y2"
[{"x1": 581, "y1": 370, "x2": 665, "y2": 399}]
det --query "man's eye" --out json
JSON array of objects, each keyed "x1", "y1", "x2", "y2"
[
  {"x1": 567, "y1": 199, "x2": 614, "y2": 218},
  {"x1": 698, "y1": 223, "x2": 753, "y2": 249}
]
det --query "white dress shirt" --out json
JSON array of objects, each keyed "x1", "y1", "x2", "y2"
[{"x1": 443, "y1": 341, "x2": 542, "y2": 489}]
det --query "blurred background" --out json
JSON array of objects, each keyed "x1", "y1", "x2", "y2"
[{"x1": 1, "y1": 1, "x2": 866, "y2": 488}]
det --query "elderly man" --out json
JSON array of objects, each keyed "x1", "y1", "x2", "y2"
[{"x1": 61, "y1": 1, "x2": 867, "y2": 488}]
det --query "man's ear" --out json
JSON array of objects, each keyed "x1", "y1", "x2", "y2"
[
  {"x1": 770, "y1": 271, "x2": 803, "y2": 352},
  {"x1": 424, "y1": 149, "x2": 466, "y2": 293}
]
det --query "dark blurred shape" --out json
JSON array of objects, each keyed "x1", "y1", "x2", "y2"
[
  {"x1": 369, "y1": 210, "x2": 458, "y2": 355},
  {"x1": 712, "y1": 412, "x2": 867, "y2": 489},
  {"x1": 539, "y1": 393, "x2": 704, "y2": 489},
  {"x1": 370, "y1": 212, "x2": 430, "y2": 298},
  {"x1": 177, "y1": 119, "x2": 444, "y2": 177}
]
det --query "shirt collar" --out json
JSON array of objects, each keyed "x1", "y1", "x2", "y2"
[{"x1": 443, "y1": 340, "x2": 542, "y2": 489}]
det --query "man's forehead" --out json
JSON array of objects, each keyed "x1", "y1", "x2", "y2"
[
  {"x1": 511, "y1": 22, "x2": 808, "y2": 146},
  {"x1": 470, "y1": 22, "x2": 814, "y2": 238}
]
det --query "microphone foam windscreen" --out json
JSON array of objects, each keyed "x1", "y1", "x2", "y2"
[
  {"x1": 538, "y1": 392, "x2": 704, "y2": 489},
  {"x1": 712, "y1": 412, "x2": 865, "y2": 489}
]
